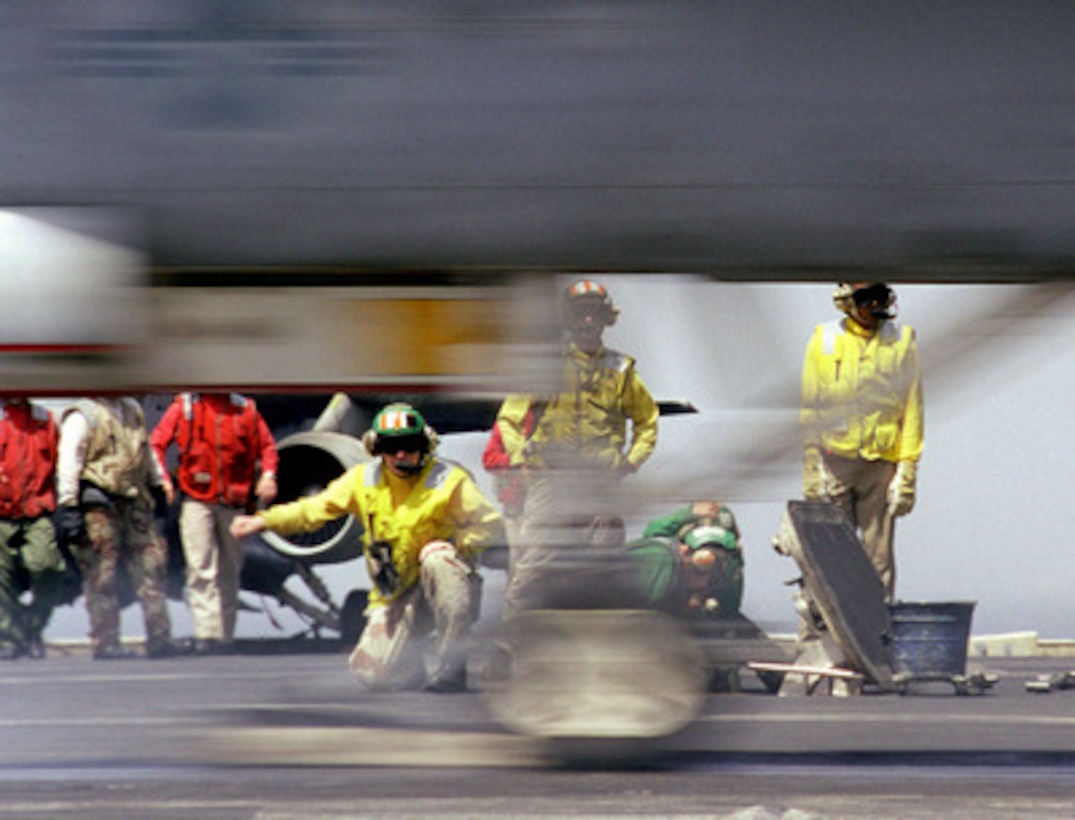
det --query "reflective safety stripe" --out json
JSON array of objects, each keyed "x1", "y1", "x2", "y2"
[
  {"x1": 821, "y1": 318, "x2": 903, "y2": 355},
  {"x1": 379, "y1": 409, "x2": 412, "y2": 431},
  {"x1": 568, "y1": 280, "x2": 608, "y2": 298},
  {"x1": 423, "y1": 460, "x2": 451, "y2": 489},
  {"x1": 364, "y1": 461, "x2": 383, "y2": 486},
  {"x1": 821, "y1": 320, "x2": 839, "y2": 356},
  {"x1": 604, "y1": 349, "x2": 631, "y2": 374}
]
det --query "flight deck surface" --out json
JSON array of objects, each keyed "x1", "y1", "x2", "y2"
[{"x1": 2, "y1": 644, "x2": 1074, "y2": 818}]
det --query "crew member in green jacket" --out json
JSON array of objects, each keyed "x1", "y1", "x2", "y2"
[{"x1": 626, "y1": 500, "x2": 744, "y2": 618}]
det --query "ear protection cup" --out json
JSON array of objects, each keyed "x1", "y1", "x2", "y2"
[
  {"x1": 362, "y1": 428, "x2": 379, "y2": 457},
  {"x1": 423, "y1": 425, "x2": 440, "y2": 454}
]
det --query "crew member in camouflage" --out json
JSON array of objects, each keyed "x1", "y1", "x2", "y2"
[{"x1": 57, "y1": 398, "x2": 177, "y2": 660}]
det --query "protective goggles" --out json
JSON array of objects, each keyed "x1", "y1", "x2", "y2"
[
  {"x1": 565, "y1": 300, "x2": 612, "y2": 326},
  {"x1": 851, "y1": 283, "x2": 894, "y2": 309},
  {"x1": 371, "y1": 433, "x2": 428, "y2": 454}
]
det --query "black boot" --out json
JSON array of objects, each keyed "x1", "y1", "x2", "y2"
[
  {"x1": 0, "y1": 642, "x2": 27, "y2": 661},
  {"x1": 93, "y1": 644, "x2": 138, "y2": 661},
  {"x1": 145, "y1": 639, "x2": 195, "y2": 659},
  {"x1": 193, "y1": 638, "x2": 230, "y2": 656},
  {"x1": 424, "y1": 662, "x2": 467, "y2": 694},
  {"x1": 27, "y1": 636, "x2": 46, "y2": 660}
]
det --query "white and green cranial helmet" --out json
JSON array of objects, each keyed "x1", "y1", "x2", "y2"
[
  {"x1": 363, "y1": 402, "x2": 438, "y2": 459},
  {"x1": 682, "y1": 524, "x2": 738, "y2": 553}
]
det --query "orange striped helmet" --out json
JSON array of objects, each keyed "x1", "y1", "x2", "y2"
[
  {"x1": 363, "y1": 402, "x2": 437, "y2": 457},
  {"x1": 562, "y1": 279, "x2": 618, "y2": 326}
]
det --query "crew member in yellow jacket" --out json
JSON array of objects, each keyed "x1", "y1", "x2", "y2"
[
  {"x1": 231, "y1": 403, "x2": 503, "y2": 693},
  {"x1": 495, "y1": 279, "x2": 659, "y2": 613},
  {"x1": 801, "y1": 282, "x2": 924, "y2": 599}
]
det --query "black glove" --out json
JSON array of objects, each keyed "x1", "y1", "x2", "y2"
[
  {"x1": 56, "y1": 506, "x2": 85, "y2": 545},
  {"x1": 150, "y1": 485, "x2": 170, "y2": 519},
  {"x1": 366, "y1": 540, "x2": 401, "y2": 597}
]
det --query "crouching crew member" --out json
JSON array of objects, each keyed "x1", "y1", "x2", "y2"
[
  {"x1": 231, "y1": 403, "x2": 503, "y2": 693},
  {"x1": 628, "y1": 500, "x2": 745, "y2": 619}
]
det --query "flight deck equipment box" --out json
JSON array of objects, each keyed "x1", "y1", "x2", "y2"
[
  {"x1": 888, "y1": 601, "x2": 976, "y2": 682},
  {"x1": 782, "y1": 501, "x2": 986, "y2": 694}
]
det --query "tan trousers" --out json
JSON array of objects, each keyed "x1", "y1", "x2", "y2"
[
  {"x1": 822, "y1": 454, "x2": 899, "y2": 599},
  {"x1": 504, "y1": 471, "x2": 623, "y2": 615},
  {"x1": 179, "y1": 500, "x2": 244, "y2": 641},
  {"x1": 347, "y1": 541, "x2": 478, "y2": 690}
]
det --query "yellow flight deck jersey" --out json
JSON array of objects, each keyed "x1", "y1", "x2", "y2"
[
  {"x1": 258, "y1": 458, "x2": 503, "y2": 605},
  {"x1": 493, "y1": 394, "x2": 535, "y2": 469},
  {"x1": 524, "y1": 344, "x2": 659, "y2": 473},
  {"x1": 801, "y1": 317, "x2": 924, "y2": 463}
]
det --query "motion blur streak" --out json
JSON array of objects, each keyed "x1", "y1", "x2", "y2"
[
  {"x1": 1, "y1": 208, "x2": 560, "y2": 393},
  {"x1": 0, "y1": 3, "x2": 1073, "y2": 277},
  {"x1": 0, "y1": 208, "x2": 145, "y2": 393}
]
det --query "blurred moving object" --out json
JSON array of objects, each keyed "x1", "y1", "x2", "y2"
[
  {"x1": 2, "y1": 4, "x2": 1075, "y2": 279},
  {"x1": 0, "y1": 208, "x2": 145, "y2": 394},
  {"x1": 0, "y1": 208, "x2": 557, "y2": 393}
]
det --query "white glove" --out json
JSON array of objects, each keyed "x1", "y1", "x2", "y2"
[
  {"x1": 419, "y1": 540, "x2": 456, "y2": 564},
  {"x1": 887, "y1": 461, "x2": 917, "y2": 517}
]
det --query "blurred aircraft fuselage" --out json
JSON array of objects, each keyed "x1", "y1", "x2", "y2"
[{"x1": 2, "y1": 2, "x2": 1073, "y2": 281}]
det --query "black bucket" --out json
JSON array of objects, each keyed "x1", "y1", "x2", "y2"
[{"x1": 888, "y1": 601, "x2": 976, "y2": 680}]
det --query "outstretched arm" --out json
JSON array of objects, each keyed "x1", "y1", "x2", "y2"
[{"x1": 230, "y1": 514, "x2": 266, "y2": 539}]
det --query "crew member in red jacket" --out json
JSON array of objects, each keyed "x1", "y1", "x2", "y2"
[
  {"x1": 481, "y1": 396, "x2": 534, "y2": 572},
  {"x1": 151, "y1": 393, "x2": 278, "y2": 654},
  {"x1": 0, "y1": 399, "x2": 70, "y2": 659}
]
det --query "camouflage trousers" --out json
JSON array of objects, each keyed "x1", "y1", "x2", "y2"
[
  {"x1": 71, "y1": 500, "x2": 171, "y2": 653},
  {"x1": 348, "y1": 541, "x2": 480, "y2": 691},
  {"x1": 0, "y1": 517, "x2": 69, "y2": 650}
]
